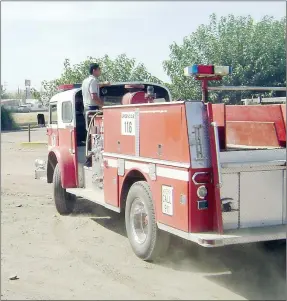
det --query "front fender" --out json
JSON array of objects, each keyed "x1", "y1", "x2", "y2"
[{"x1": 48, "y1": 147, "x2": 77, "y2": 188}]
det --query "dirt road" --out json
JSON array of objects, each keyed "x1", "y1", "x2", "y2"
[{"x1": 1, "y1": 129, "x2": 286, "y2": 300}]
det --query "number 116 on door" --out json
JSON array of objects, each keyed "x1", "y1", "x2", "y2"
[{"x1": 121, "y1": 112, "x2": 135, "y2": 136}]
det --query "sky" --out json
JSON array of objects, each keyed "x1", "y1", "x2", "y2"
[{"x1": 1, "y1": 1, "x2": 286, "y2": 92}]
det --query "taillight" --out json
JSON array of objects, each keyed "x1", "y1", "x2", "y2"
[
  {"x1": 192, "y1": 172, "x2": 211, "y2": 185},
  {"x1": 197, "y1": 185, "x2": 208, "y2": 199}
]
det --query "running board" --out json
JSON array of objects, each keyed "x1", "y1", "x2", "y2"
[{"x1": 66, "y1": 188, "x2": 121, "y2": 213}]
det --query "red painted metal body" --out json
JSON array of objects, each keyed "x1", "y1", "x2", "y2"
[
  {"x1": 211, "y1": 104, "x2": 286, "y2": 149},
  {"x1": 225, "y1": 105, "x2": 286, "y2": 147},
  {"x1": 43, "y1": 82, "x2": 286, "y2": 246}
]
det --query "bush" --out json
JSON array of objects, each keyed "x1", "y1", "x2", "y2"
[{"x1": 1, "y1": 106, "x2": 18, "y2": 131}]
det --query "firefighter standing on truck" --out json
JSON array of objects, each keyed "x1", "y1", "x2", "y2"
[
  {"x1": 82, "y1": 63, "x2": 110, "y2": 167},
  {"x1": 82, "y1": 63, "x2": 110, "y2": 121}
]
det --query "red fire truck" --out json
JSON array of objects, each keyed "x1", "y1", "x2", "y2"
[{"x1": 35, "y1": 65, "x2": 286, "y2": 261}]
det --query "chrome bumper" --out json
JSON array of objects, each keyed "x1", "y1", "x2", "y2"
[
  {"x1": 34, "y1": 159, "x2": 47, "y2": 180},
  {"x1": 157, "y1": 223, "x2": 286, "y2": 247}
]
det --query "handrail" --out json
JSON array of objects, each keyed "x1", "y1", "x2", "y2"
[
  {"x1": 85, "y1": 110, "x2": 99, "y2": 131},
  {"x1": 208, "y1": 86, "x2": 286, "y2": 92},
  {"x1": 211, "y1": 122, "x2": 222, "y2": 188},
  {"x1": 241, "y1": 97, "x2": 286, "y2": 105}
]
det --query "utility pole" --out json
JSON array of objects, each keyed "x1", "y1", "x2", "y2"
[{"x1": 24, "y1": 79, "x2": 31, "y2": 104}]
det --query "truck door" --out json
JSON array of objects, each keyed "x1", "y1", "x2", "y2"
[
  {"x1": 58, "y1": 100, "x2": 77, "y2": 182},
  {"x1": 47, "y1": 103, "x2": 59, "y2": 148}
]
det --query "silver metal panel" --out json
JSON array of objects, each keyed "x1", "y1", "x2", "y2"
[
  {"x1": 77, "y1": 163, "x2": 85, "y2": 188},
  {"x1": 185, "y1": 102, "x2": 211, "y2": 169},
  {"x1": 77, "y1": 146, "x2": 87, "y2": 164},
  {"x1": 221, "y1": 164, "x2": 286, "y2": 174},
  {"x1": 241, "y1": 97, "x2": 286, "y2": 104},
  {"x1": 34, "y1": 159, "x2": 47, "y2": 180},
  {"x1": 220, "y1": 173, "x2": 240, "y2": 230},
  {"x1": 34, "y1": 169, "x2": 46, "y2": 180},
  {"x1": 283, "y1": 170, "x2": 286, "y2": 224},
  {"x1": 83, "y1": 167, "x2": 93, "y2": 189},
  {"x1": 66, "y1": 188, "x2": 120, "y2": 213},
  {"x1": 180, "y1": 194, "x2": 187, "y2": 205},
  {"x1": 208, "y1": 86, "x2": 286, "y2": 92},
  {"x1": 240, "y1": 171, "x2": 283, "y2": 228},
  {"x1": 135, "y1": 109, "x2": 140, "y2": 157},
  {"x1": 117, "y1": 159, "x2": 125, "y2": 176},
  {"x1": 103, "y1": 152, "x2": 190, "y2": 168},
  {"x1": 148, "y1": 163, "x2": 156, "y2": 181},
  {"x1": 220, "y1": 148, "x2": 286, "y2": 166},
  {"x1": 226, "y1": 144, "x2": 281, "y2": 150}
]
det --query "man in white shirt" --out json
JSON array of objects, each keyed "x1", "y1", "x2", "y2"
[
  {"x1": 82, "y1": 63, "x2": 109, "y2": 166},
  {"x1": 82, "y1": 63, "x2": 104, "y2": 111}
]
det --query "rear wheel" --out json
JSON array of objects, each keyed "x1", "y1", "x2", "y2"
[
  {"x1": 125, "y1": 181, "x2": 170, "y2": 261},
  {"x1": 53, "y1": 164, "x2": 76, "y2": 215}
]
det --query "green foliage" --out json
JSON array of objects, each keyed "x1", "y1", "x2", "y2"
[
  {"x1": 40, "y1": 14, "x2": 286, "y2": 104},
  {"x1": 1, "y1": 106, "x2": 18, "y2": 131},
  {"x1": 1, "y1": 85, "x2": 9, "y2": 100},
  {"x1": 41, "y1": 54, "x2": 163, "y2": 105},
  {"x1": 30, "y1": 88, "x2": 41, "y2": 100},
  {"x1": 163, "y1": 14, "x2": 286, "y2": 103}
]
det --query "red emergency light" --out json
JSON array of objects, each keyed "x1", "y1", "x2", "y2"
[
  {"x1": 184, "y1": 64, "x2": 232, "y2": 77},
  {"x1": 58, "y1": 83, "x2": 82, "y2": 91}
]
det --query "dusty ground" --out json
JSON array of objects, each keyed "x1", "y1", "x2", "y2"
[{"x1": 1, "y1": 128, "x2": 286, "y2": 300}]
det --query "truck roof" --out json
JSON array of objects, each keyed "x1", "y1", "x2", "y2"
[{"x1": 49, "y1": 81, "x2": 172, "y2": 104}]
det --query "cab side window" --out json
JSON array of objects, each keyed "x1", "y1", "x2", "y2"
[
  {"x1": 62, "y1": 101, "x2": 73, "y2": 123},
  {"x1": 49, "y1": 104, "x2": 58, "y2": 124}
]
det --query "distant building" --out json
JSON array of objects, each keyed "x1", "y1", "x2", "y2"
[
  {"x1": 1, "y1": 98, "x2": 47, "y2": 112},
  {"x1": 25, "y1": 99, "x2": 48, "y2": 111},
  {"x1": 1, "y1": 99, "x2": 21, "y2": 110},
  {"x1": 25, "y1": 99, "x2": 43, "y2": 109}
]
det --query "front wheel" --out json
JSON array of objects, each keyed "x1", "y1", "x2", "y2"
[
  {"x1": 53, "y1": 164, "x2": 76, "y2": 215},
  {"x1": 125, "y1": 181, "x2": 170, "y2": 261}
]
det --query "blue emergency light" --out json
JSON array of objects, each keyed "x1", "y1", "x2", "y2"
[{"x1": 184, "y1": 64, "x2": 232, "y2": 77}]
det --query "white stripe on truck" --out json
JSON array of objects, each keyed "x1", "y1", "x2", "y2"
[{"x1": 105, "y1": 158, "x2": 189, "y2": 181}]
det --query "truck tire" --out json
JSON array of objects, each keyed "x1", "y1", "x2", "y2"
[
  {"x1": 53, "y1": 164, "x2": 76, "y2": 215},
  {"x1": 125, "y1": 181, "x2": 170, "y2": 261}
]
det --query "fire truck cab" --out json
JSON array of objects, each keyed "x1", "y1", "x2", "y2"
[{"x1": 35, "y1": 68, "x2": 286, "y2": 261}]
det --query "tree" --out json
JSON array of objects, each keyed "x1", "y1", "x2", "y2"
[
  {"x1": 1, "y1": 106, "x2": 18, "y2": 130},
  {"x1": 30, "y1": 88, "x2": 41, "y2": 100},
  {"x1": 41, "y1": 54, "x2": 163, "y2": 105},
  {"x1": 163, "y1": 14, "x2": 286, "y2": 103},
  {"x1": 1, "y1": 85, "x2": 9, "y2": 99}
]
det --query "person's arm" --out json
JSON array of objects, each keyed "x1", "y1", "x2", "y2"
[{"x1": 89, "y1": 79, "x2": 103, "y2": 108}]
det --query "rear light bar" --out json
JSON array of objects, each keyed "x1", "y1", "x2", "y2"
[
  {"x1": 184, "y1": 64, "x2": 232, "y2": 77},
  {"x1": 192, "y1": 172, "x2": 211, "y2": 185},
  {"x1": 58, "y1": 83, "x2": 82, "y2": 91}
]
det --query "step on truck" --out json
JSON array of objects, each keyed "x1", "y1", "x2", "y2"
[{"x1": 35, "y1": 65, "x2": 286, "y2": 261}]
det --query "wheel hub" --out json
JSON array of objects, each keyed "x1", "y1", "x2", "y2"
[{"x1": 130, "y1": 198, "x2": 149, "y2": 244}]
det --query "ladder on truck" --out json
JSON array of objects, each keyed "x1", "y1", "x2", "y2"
[
  {"x1": 207, "y1": 85, "x2": 286, "y2": 105},
  {"x1": 183, "y1": 65, "x2": 286, "y2": 102},
  {"x1": 241, "y1": 96, "x2": 286, "y2": 105}
]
